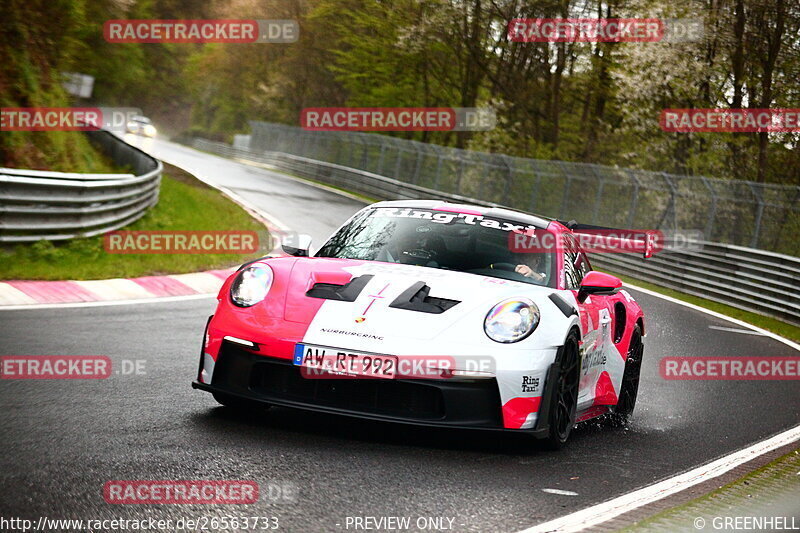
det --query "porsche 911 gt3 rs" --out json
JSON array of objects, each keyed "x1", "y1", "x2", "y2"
[{"x1": 193, "y1": 200, "x2": 645, "y2": 448}]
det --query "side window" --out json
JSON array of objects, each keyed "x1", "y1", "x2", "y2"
[
  {"x1": 575, "y1": 251, "x2": 592, "y2": 281},
  {"x1": 562, "y1": 235, "x2": 582, "y2": 290}
]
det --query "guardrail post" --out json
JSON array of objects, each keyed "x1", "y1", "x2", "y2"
[
  {"x1": 360, "y1": 135, "x2": 370, "y2": 170},
  {"x1": 456, "y1": 156, "x2": 465, "y2": 194},
  {"x1": 433, "y1": 154, "x2": 444, "y2": 191},
  {"x1": 700, "y1": 176, "x2": 718, "y2": 241},
  {"x1": 658, "y1": 172, "x2": 678, "y2": 230},
  {"x1": 501, "y1": 155, "x2": 513, "y2": 207},
  {"x1": 624, "y1": 169, "x2": 640, "y2": 228},
  {"x1": 377, "y1": 143, "x2": 387, "y2": 176},
  {"x1": 300, "y1": 132, "x2": 307, "y2": 157},
  {"x1": 590, "y1": 166, "x2": 605, "y2": 225},
  {"x1": 557, "y1": 161, "x2": 573, "y2": 220},
  {"x1": 412, "y1": 146, "x2": 423, "y2": 185},
  {"x1": 528, "y1": 164, "x2": 543, "y2": 214},
  {"x1": 476, "y1": 158, "x2": 490, "y2": 200},
  {"x1": 748, "y1": 183, "x2": 765, "y2": 249},
  {"x1": 394, "y1": 148, "x2": 404, "y2": 181}
]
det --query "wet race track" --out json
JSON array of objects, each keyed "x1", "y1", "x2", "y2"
[{"x1": 1, "y1": 137, "x2": 798, "y2": 532}]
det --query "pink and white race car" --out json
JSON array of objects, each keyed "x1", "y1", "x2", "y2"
[{"x1": 194, "y1": 201, "x2": 645, "y2": 448}]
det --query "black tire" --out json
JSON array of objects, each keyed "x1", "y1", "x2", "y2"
[
  {"x1": 610, "y1": 324, "x2": 643, "y2": 421},
  {"x1": 212, "y1": 392, "x2": 268, "y2": 411},
  {"x1": 542, "y1": 331, "x2": 580, "y2": 450}
]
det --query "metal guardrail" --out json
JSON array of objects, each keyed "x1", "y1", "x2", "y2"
[
  {"x1": 193, "y1": 140, "x2": 501, "y2": 206},
  {"x1": 590, "y1": 246, "x2": 800, "y2": 326},
  {"x1": 193, "y1": 138, "x2": 800, "y2": 325},
  {"x1": 248, "y1": 121, "x2": 800, "y2": 256},
  {"x1": 0, "y1": 130, "x2": 162, "y2": 242}
]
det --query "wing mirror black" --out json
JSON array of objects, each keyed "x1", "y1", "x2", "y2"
[{"x1": 281, "y1": 234, "x2": 313, "y2": 257}]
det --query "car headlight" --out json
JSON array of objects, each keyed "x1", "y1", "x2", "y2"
[
  {"x1": 484, "y1": 298, "x2": 540, "y2": 343},
  {"x1": 143, "y1": 124, "x2": 156, "y2": 136},
  {"x1": 230, "y1": 264, "x2": 273, "y2": 307}
]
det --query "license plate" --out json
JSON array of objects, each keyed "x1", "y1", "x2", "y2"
[{"x1": 293, "y1": 344, "x2": 397, "y2": 379}]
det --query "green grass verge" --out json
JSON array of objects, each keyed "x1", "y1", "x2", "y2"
[
  {"x1": 618, "y1": 448, "x2": 800, "y2": 532},
  {"x1": 607, "y1": 271, "x2": 800, "y2": 343},
  {"x1": 0, "y1": 165, "x2": 268, "y2": 280}
]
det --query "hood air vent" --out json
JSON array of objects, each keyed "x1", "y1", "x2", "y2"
[
  {"x1": 389, "y1": 281, "x2": 460, "y2": 314},
  {"x1": 306, "y1": 274, "x2": 374, "y2": 302}
]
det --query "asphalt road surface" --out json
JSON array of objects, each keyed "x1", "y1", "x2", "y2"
[{"x1": 1, "y1": 137, "x2": 797, "y2": 532}]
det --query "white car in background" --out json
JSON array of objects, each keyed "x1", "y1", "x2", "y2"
[{"x1": 125, "y1": 115, "x2": 157, "y2": 137}]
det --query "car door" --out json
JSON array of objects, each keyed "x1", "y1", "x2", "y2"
[{"x1": 562, "y1": 233, "x2": 614, "y2": 408}]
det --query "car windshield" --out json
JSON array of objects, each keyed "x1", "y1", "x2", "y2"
[{"x1": 316, "y1": 207, "x2": 556, "y2": 287}]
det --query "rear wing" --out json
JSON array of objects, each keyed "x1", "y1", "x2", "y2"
[{"x1": 557, "y1": 221, "x2": 660, "y2": 259}]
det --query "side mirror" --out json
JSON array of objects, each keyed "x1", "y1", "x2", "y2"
[
  {"x1": 281, "y1": 234, "x2": 313, "y2": 257},
  {"x1": 577, "y1": 271, "x2": 622, "y2": 303}
]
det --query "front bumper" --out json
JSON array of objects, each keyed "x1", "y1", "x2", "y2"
[{"x1": 193, "y1": 340, "x2": 556, "y2": 437}]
